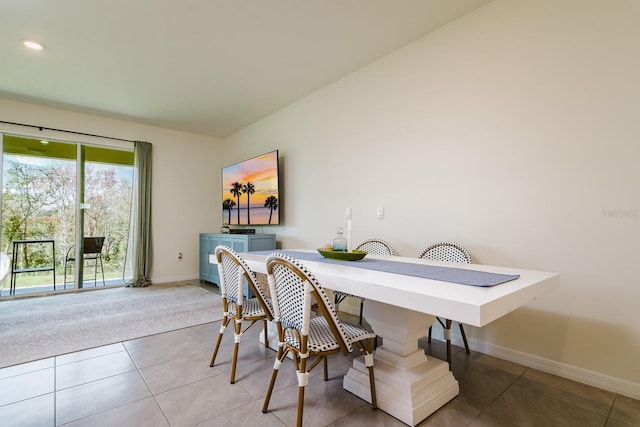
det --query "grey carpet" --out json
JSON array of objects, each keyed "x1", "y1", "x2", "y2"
[{"x1": 0, "y1": 282, "x2": 223, "y2": 368}]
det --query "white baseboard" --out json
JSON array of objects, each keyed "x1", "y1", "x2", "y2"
[
  {"x1": 467, "y1": 338, "x2": 640, "y2": 400},
  {"x1": 152, "y1": 274, "x2": 200, "y2": 284},
  {"x1": 344, "y1": 308, "x2": 640, "y2": 400},
  {"x1": 413, "y1": 322, "x2": 640, "y2": 400}
]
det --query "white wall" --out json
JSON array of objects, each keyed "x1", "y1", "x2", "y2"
[
  {"x1": 0, "y1": 98, "x2": 224, "y2": 283},
  {"x1": 222, "y1": 0, "x2": 640, "y2": 395}
]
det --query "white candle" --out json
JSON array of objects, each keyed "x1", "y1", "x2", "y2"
[{"x1": 347, "y1": 220, "x2": 352, "y2": 252}]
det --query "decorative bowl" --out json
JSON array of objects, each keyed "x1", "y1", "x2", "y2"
[{"x1": 317, "y1": 249, "x2": 367, "y2": 261}]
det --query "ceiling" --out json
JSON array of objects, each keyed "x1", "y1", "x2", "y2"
[{"x1": 1, "y1": 0, "x2": 492, "y2": 138}]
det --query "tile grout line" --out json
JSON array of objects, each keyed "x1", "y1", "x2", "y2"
[
  {"x1": 471, "y1": 366, "x2": 531, "y2": 426},
  {"x1": 123, "y1": 336, "x2": 176, "y2": 426},
  {"x1": 603, "y1": 395, "x2": 617, "y2": 426}
]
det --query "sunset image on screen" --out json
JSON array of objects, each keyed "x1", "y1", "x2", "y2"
[{"x1": 221, "y1": 151, "x2": 279, "y2": 225}]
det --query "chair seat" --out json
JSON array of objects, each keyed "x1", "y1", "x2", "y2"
[
  {"x1": 341, "y1": 320, "x2": 376, "y2": 343},
  {"x1": 228, "y1": 297, "x2": 269, "y2": 318},
  {"x1": 66, "y1": 255, "x2": 99, "y2": 261},
  {"x1": 284, "y1": 316, "x2": 375, "y2": 353}
]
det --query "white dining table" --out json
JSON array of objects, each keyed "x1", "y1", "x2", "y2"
[{"x1": 212, "y1": 249, "x2": 559, "y2": 426}]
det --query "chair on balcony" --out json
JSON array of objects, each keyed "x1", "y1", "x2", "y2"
[
  {"x1": 64, "y1": 237, "x2": 106, "y2": 288},
  {"x1": 334, "y1": 238, "x2": 395, "y2": 323},
  {"x1": 262, "y1": 252, "x2": 377, "y2": 427},
  {"x1": 418, "y1": 241, "x2": 472, "y2": 368},
  {"x1": 209, "y1": 245, "x2": 273, "y2": 384}
]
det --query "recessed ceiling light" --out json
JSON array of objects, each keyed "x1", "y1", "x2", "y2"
[{"x1": 22, "y1": 38, "x2": 46, "y2": 50}]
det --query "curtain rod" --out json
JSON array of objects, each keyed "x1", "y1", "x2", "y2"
[{"x1": 0, "y1": 120, "x2": 136, "y2": 143}]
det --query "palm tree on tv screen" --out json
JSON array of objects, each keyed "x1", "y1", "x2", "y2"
[
  {"x1": 230, "y1": 182, "x2": 243, "y2": 224},
  {"x1": 243, "y1": 182, "x2": 255, "y2": 224},
  {"x1": 264, "y1": 195, "x2": 278, "y2": 224},
  {"x1": 223, "y1": 198, "x2": 235, "y2": 224}
]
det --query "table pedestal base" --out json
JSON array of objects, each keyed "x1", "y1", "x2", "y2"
[{"x1": 343, "y1": 300, "x2": 459, "y2": 426}]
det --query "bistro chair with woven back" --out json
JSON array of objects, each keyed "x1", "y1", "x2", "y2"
[
  {"x1": 418, "y1": 241, "x2": 472, "y2": 368},
  {"x1": 262, "y1": 253, "x2": 377, "y2": 427},
  {"x1": 333, "y1": 238, "x2": 395, "y2": 323},
  {"x1": 209, "y1": 245, "x2": 274, "y2": 384}
]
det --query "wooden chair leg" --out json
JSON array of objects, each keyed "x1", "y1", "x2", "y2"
[
  {"x1": 230, "y1": 319, "x2": 242, "y2": 384},
  {"x1": 262, "y1": 368, "x2": 279, "y2": 413},
  {"x1": 368, "y1": 363, "x2": 377, "y2": 409},
  {"x1": 209, "y1": 317, "x2": 230, "y2": 367},
  {"x1": 263, "y1": 347, "x2": 287, "y2": 414},
  {"x1": 445, "y1": 318, "x2": 452, "y2": 370},
  {"x1": 459, "y1": 323, "x2": 470, "y2": 354},
  {"x1": 323, "y1": 356, "x2": 328, "y2": 381},
  {"x1": 365, "y1": 339, "x2": 377, "y2": 410},
  {"x1": 296, "y1": 355, "x2": 308, "y2": 427},
  {"x1": 296, "y1": 383, "x2": 305, "y2": 427}
]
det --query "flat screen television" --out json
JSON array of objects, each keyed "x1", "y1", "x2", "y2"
[{"x1": 221, "y1": 150, "x2": 280, "y2": 225}]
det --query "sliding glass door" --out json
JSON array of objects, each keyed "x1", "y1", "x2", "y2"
[{"x1": 0, "y1": 134, "x2": 134, "y2": 296}]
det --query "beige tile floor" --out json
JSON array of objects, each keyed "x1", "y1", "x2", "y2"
[{"x1": 1, "y1": 284, "x2": 639, "y2": 427}]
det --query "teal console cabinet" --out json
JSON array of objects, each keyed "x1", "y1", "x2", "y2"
[{"x1": 199, "y1": 233, "x2": 276, "y2": 285}]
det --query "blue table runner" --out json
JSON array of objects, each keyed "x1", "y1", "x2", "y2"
[{"x1": 253, "y1": 250, "x2": 519, "y2": 287}]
